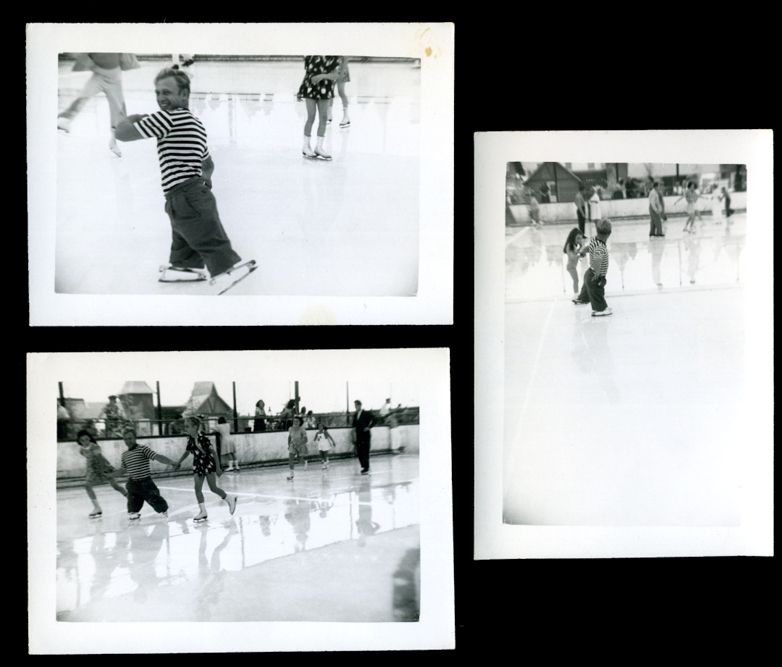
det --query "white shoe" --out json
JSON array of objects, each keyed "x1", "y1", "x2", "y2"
[
  {"x1": 286, "y1": 473, "x2": 294, "y2": 481},
  {"x1": 592, "y1": 308, "x2": 613, "y2": 317},
  {"x1": 302, "y1": 147, "x2": 316, "y2": 158},
  {"x1": 314, "y1": 149, "x2": 332, "y2": 161},
  {"x1": 227, "y1": 496, "x2": 237, "y2": 515},
  {"x1": 128, "y1": 512, "x2": 141, "y2": 521},
  {"x1": 109, "y1": 138, "x2": 122, "y2": 157},
  {"x1": 193, "y1": 510, "x2": 208, "y2": 522},
  {"x1": 339, "y1": 119, "x2": 351, "y2": 128},
  {"x1": 57, "y1": 117, "x2": 71, "y2": 132}
]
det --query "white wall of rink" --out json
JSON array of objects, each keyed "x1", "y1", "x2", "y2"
[
  {"x1": 510, "y1": 191, "x2": 747, "y2": 224},
  {"x1": 56, "y1": 425, "x2": 419, "y2": 480}
]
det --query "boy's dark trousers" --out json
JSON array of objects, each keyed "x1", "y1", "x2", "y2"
[
  {"x1": 126, "y1": 477, "x2": 168, "y2": 513},
  {"x1": 576, "y1": 267, "x2": 608, "y2": 312},
  {"x1": 164, "y1": 177, "x2": 241, "y2": 277},
  {"x1": 577, "y1": 210, "x2": 586, "y2": 234}
]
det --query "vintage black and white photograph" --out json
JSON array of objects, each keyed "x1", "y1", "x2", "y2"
[
  {"x1": 28, "y1": 349, "x2": 454, "y2": 652},
  {"x1": 28, "y1": 23, "x2": 454, "y2": 325},
  {"x1": 475, "y1": 130, "x2": 773, "y2": 558}
]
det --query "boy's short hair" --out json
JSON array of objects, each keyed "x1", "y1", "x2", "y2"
[
  {"x1": 155, "y1": 67, "x2": 191, "y2": 95},
  {"x1": 596, "y1": 219, "x2": 612, "y2": 235}
]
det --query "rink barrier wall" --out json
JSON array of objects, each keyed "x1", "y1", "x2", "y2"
[
  {"x1": 509, "y1": 191, "x2": 747, "y2": 225},
  {"x1": 57, "y1": 425, "x2": 419, "y2": 482}
]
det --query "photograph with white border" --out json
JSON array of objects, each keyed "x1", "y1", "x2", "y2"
[
  {"x1": 29, "y1": 348, "x2": 454, "y2": 652},
  {"x1": 475, "y1": 130, "x2": 773, "y2": 559},
  {"x1": 28, "y1": 22, "x2": 454, "y2": 325}
]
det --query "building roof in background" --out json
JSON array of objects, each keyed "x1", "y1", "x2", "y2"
[
  {"x1": 525, "y1": 161, "x2": 582, "y2": 184},
  {"x1": 182, "y1": 382, "x2": 232, "y2": 416},
  {"x1": 120, "y1": 381, "x2": 154, "y2": 395}
]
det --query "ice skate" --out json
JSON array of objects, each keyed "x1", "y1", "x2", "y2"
[
  {"x1": 209, "y1": 260, "x2": 258, "y2": 295},
  {"x1": 158, "y1": 264, "x2": 209, "y2": 283},
  {"x1": 193, "y1": 509, "x2": 208, "y2": 523},
  {"x1": 339, "y1": 118, "x2": 351, "y2": 128},
  {"x1": 314, "y1": 149, "x2": 333, "y2": 161},
  {"x1": 109, "y1": 137, "x2": 122, "y2": 157},
  {"x1": 592, "y1": 308, "x2": 613, "y2": 317},
  {"x1": 128, "y1": 512, "x2": 141, "y2": 522},
  {"x1": 89, "y1": 510, "x2": 102, "y2": 519},
  {"x1": 57, "y1": 117, "x2": 71, "y2": 133},
  {"x1": 227, "y1": 495, "x2": 237, "y2": 516}
]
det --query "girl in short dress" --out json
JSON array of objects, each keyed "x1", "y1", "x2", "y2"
[
  {"x1": 314, "y1": 423, "x2": 337, "y2": 469},
  {"x1": 297, "y1": 55, "x2": 341, "y2": 160},
  {"x1": 213, "y1": 416, "x2": 239, "y2": 472},
  {"x1": 174, "y1": 417, "x2": 236, "y2": 522},
  {"x1": 77, "y1": 430, "x2": 127, "y2": 518},
  {"x1": 562, "y1": 227, "x2": 587, "y2": 296},
  {"x1": 327, "y1": 56, "x2": 351, "y2": 128},
  {"x1": 710, "y1": 184, "x2": 724, "y2": 224}
]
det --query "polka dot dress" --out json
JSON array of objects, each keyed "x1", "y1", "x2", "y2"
[
  {"x1": 186, "y1": 433, "x2": 217, "y2": 476},
  {"x1": 297, "y1": 56, "x2": 340, "y2": 100}
]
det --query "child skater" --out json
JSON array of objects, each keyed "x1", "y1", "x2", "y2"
[
  {"x1": 114, "y1": 426, "x2": 179, "y2": 522},
  {"x1": 76, "y1": 429, "x2": 127, "y2": 518},
  {"x1": 286, "y1": 416, "x2": 309, "y2": 480},
  {"x1": 572, "y1": 218, "x2": 613, "y2": 317},
  {"x1": 314, "y1": 422, "x2": 337, "y2": 470},
  {"x1": 562, "y1": 227, "x2": 587, "y2": 297},
  {"x1": 174, "y1": 416, "x2": 237, "y2": 523},
  {"x1": 213, "y1": 416, "x2": 239, "y2": 472},
  {"x1": 675, "y1": 182, "x2": 706, "y2": 234}
]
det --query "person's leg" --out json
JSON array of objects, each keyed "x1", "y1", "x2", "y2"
[
  {"x1": 169, "y1": 183, "x2": 242, "y2": 277},
  {"x1": 314, "y1": 99, "x2": 332, "y2": 158},
  {"x1": 84, "y1": 483, "x2": 102, "y2": 515},
  {"x1": 590, "y1": 275, "x2": 608, "y2": 313},
  {"x1": 193, "y1": 475, "x2": 208, "y2": 519},
  {"x1": 142, "y1": 478, "x2": 169, "y2": 514},
  {"x1": 574, "y1": 267, "x2": 591, "y2": 303},
  {"x1": 287, "y1": 451, "x2": 296, "y2": 480},
  {"x1": 327, "y1": 97, "x2": 334, "y2": 122},
  {"x1": 577, "y1": 211, "x2": 585, "y2": 234},
  {"x1": 58, "y1": 73, "x2": 102, "y2": 125},
  {"x1": 338, "y1": 81, "x2": 350, "y2": 125},
  {"x1": 109, "y1": 476, "x2": 128, "y2": 497},
  {"x1": 205, "y1": 472, "x2": 227, "y2": 500},
  {"x1": 303, "y1": 99, "x2": 317, "y2": 156},
  {"x1": 566, "y1": 264, "x2": 579, "y2": 293},
  {"x1": 126, "y1": 479, "x2": 144, "y2": 518},
  {"x1": 206, "y1": 473, "x2": 237, "y2": 515}
]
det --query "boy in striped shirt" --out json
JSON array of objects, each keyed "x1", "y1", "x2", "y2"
[
  {"x1": 115, "y1": 426, "x2": 178, "y2": 521},
  {"x1": 115, "y1": 68, "x2": 244, "y2": 285},
  {"x1": 572, "y1": 218, "x2": 613, "y2": 317}
]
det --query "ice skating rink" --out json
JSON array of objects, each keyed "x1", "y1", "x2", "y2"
[
  {"x1": 503, "y1": 214, "x2": 748, "y2": 526},
  {"x1": 56, "y1": 453, "x2": 419, "y2": 622},
  {"x1": 55, "y1": 59, "x2": 420, "y2": 296}
]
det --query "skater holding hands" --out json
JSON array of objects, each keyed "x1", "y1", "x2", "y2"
[
  {"x1": 174, "y1": 416, "x2": 237, "y2": 523},
  {"x1": 297, "y1": 56, "x2": 341, "y2": 160},
  {"x1": 572, "y1": 219, "x2": 613, "y2": 317},
  {"x1": 76, "y1": 429, "x2": 127, "y2": 518},
  {"x1": 114, "y1": 426, "x2": 178, "y2": 522}
]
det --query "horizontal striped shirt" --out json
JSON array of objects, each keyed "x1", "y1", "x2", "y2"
[
  {"x1": 133, "y1": 109, "x2": 210, "y2": 194},
  {"x1": 586, "y1": 237, "x2": 609, "y2": 276},
  {"x1": 121, "y1": 445, "x2": 158, "y2": 480}
]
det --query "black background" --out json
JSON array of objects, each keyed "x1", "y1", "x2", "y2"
[{"x1": 19, "y1": 10, "x2": 776, "y2": 655}]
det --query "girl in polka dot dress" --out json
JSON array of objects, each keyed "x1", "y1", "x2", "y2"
[
  {"x1": 174, "y1": 416, "x2": 237, "y2": 522},
  {"x1": 297, "y1": 55, "x2": 341, "y2": 160}
]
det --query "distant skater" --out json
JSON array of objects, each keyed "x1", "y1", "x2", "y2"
[
  {"x1": 648, "y1": 182, "x2": 665, "y2": 237},
  {"x1": 57, "y1": 52, "x2": 135, "y2": 157},
  {"x1": 76, "y1": 429, "x2": 127, "y2": 518},
  {"x1": 563, "y1": 227, "x2": 587, "y2": 297},
  {"x1": 287, "y1": 417, "x2": 310, "y2": 480},
  {"x1": 327, "y1": 56, "x2": 351, "y2": 128},
  {"x1": 297, "y1": 55, "x2": 341, "y2": 160},
  {"x1": 675, "y1": 182, "x2": 706, "y2": 234},
  {"x1": 314, "y1": 423, "x2": 337, "y2": 469},
  {"x1": 213, "y1": 416, "x2": 239, "y2": 472},
  {"x1": 710, "y1": 184, "x2": 724, "y2": 224}
]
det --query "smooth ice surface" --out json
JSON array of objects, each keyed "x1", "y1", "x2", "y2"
[
  {"x1": 56, "y1": 60, "x2": 420, "y2": 295},
  {"x1": 504, "y1": 216, "x2": 747, "y2": 526},
  {"x1": 56, "y1": 454, "x2": 419, "y2": 622}
]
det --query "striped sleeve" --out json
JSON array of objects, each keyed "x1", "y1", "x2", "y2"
[
  {"x1": 134, "y1": 111, "x2": 175, "y2": 139},
  {"x1": 138, "y1": 445, "x2": 158, "y2": 460}
]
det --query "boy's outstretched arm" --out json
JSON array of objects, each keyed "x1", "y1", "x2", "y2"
[{"x1": 115, "y1": 115, "x2": 149, "y2": 141}]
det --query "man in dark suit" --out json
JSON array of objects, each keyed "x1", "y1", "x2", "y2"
[{"x1": 352, "y1": 400, "x2": 375, "y2": 475}]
